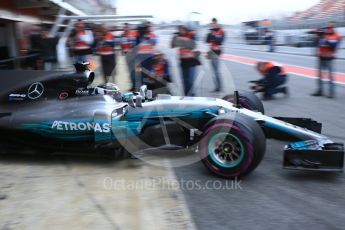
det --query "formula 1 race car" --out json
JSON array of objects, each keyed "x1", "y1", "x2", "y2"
[{"x1": 0, "y1": 64, "x2": 343, "y2": 178}]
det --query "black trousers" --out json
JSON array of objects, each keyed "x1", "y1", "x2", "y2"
[
  {"x1": 317, "y1": 58, "x2": 334, "y2": 96},
  {"x1": 101, "y1": 54, "x2": 116, "y2": 82}
]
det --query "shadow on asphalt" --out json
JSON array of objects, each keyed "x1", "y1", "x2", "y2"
[
  {"x1": 174, "y1": 160, "x2": 343, "y2": 185},
  {"x1": 0, "y1": 153, "x2": 123, "y2": 166},
  {"x1": 281, "y1": 170, "x2": 342, "y2": 182},
  {"x1": 0, "y1": 152, "x2": 343, "y2": 183}
]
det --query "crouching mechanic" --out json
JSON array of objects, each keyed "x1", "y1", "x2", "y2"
[
  {"x1": 138, "y1": 53, "x2": 171, "y2": 94},
  {"x1": 147, "y1": 53, "x2": 171, "y2": 94},
  {"x1": 253, "y1": 61, "x2": 288, "y2": 100}
]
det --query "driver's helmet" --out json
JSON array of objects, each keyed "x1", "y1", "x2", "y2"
[{"x1": 95, "y1": 83, "x2": 120, "y2": 95}]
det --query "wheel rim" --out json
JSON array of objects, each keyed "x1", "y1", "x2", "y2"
[{"x1": 208, "y1": 132, "x2": 245, "y2": 168}]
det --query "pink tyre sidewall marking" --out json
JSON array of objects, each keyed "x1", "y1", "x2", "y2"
[{"x1": 200, "y1": 123, "x2": 254, "y2": 178}]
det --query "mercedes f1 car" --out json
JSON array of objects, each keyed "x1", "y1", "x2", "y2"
[{"x1": 0, "y1": 64, "x2": 343, "y2": 178}]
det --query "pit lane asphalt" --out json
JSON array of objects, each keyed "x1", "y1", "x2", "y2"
[
  {"x1": 1, "y1": 45, "x2": 345, "y2": 229},
  {"x1": 223, "y1": 46, "x2": 345, "y2": 73},
  {"x1": 173, "y1": 50, "x2": 345, "y2": 230}
]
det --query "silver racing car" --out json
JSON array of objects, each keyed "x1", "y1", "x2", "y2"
[{"x1": 0, "y1": 64, "x2": 343, "y2": 178}]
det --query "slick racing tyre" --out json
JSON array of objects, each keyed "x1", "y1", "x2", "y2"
[
  {"x1": 223, "y1": 91, "x2": 264, "y2": 114},
  {"x1": 199, "y1": 114, "x2": 266, "y2": 179}
]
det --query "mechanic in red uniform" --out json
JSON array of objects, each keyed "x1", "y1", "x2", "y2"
[
  {"x1": 95, "y1": 26, "x2": 116, "y2": 83},
  {"x1": 312, "y1": 21, "x2": 342, "y2": 98},
  {"x1": 172, "y1": 26, "x2": 198, "y2": 96},
  {"x1": 70, "y1": 20, "x2": 94, "y2": 63},
  {"x1": 143, "y1": 53, "x2": 171, "y2": 94},
  {"x1": 135, "y1": 22, "x2": 158, "y2": 90},
  {"x1": 121, "y1": 23, "x2": 134, "y2": 55},
  {"x1": 206, "y1": 18, "x2": 225, "y2": 92},
  {"x1": 121, "y1": 23, "x2": 139, "y2": 90},
  {"x1": 254, "y1": 61, "x2": 288, "y2": 100}
]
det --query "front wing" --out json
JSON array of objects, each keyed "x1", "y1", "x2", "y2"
[
  {"x1": 238, "y1": 109, "x2": 345, "y2": 172},
  {"x1": 284, "y1": 140, "x2": 344, "y2": 172}
]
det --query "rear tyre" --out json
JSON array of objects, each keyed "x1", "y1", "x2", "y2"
[
  {"x1": 199, "y1": 114, "x2": 266, "y2": 179},
  {"x1": 223, "y1": 91, "x2": 264, "y2": 114}
]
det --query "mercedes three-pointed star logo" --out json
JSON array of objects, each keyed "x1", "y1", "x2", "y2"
[{"x1": 27, "y1": 82, "x2": 44, "y2": 100}]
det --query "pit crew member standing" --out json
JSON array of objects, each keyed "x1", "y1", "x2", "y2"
[
  {"x1": 41, "y1": 30, "x2": 59, "y2": 71},
  {"x1": 135, "y1": 22, "x2": 158, "y2": 90},
  {"x1": 70, "y1": 21, "x2": 94, "y2": 63},
  {"x1": 95, "y1": 26, "x2": 116, "y2": 83},
  {"x1": 121, "y1": 23, "x2": 139, "y2": 90},
  {"x1": 206, "y1": 18, "x2": 225, "y2": 92},
  {"x1": 172, "y1": 26, "x2": 198, "y2": 96},
  {"x1": 311, "y1": 21, "x2": 342, "y2": 98},
  {"x1": 264, "y1": 28, "x2": 275, "y2": 52},
  {"x1": 254, "y1": 61, "x2": 288, "y2": 100}
]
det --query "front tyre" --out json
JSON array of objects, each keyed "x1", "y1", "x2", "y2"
[{"x1": 199, "y1": 115, "x2": 266, "y2": 179}]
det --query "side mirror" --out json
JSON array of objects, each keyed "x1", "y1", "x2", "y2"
[
  {"x1": 233, "y1": 91, "x2": 241, "y2": 108},
  {"x1": 128, "y1": 96, "x2": 136, "y2": 108},
  {"x1": 140, "y1": 85, "x2": 147, "y2": 98},
  {"x1": 135, "y1": 95, "x2": 143, "y2": 107},
  {"x1": 146, "y1": 90, "x2": 153, "y2": 100},
  {"x1": 85, "y1": 70, "x2": 95, "y2": 85}
]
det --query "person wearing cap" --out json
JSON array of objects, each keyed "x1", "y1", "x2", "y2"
[
  {"x1": 172, "y1": 26, "x2": 199, "y2": 96},
  {"x1": 135, "y1": 21, "x2": 158, "y2": 91},
  {"x1": 264, "y1": 28, "x2": 275, "y2": 52},
  {"x1": 95, "y1": 26, "x2": 116, "y2": 83},
  {"x1": 206, "y1": 18, "x2": 225, "y2": 92},
  {"x1": 311, "y1": 21, "x2": 342, "y2": 98},
  {"x1": 121, "y1": 23, "x2": 140, "y2": 90},
  {"x1": 70, "y1": 20, "x2": 94, "y2": 63}
]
